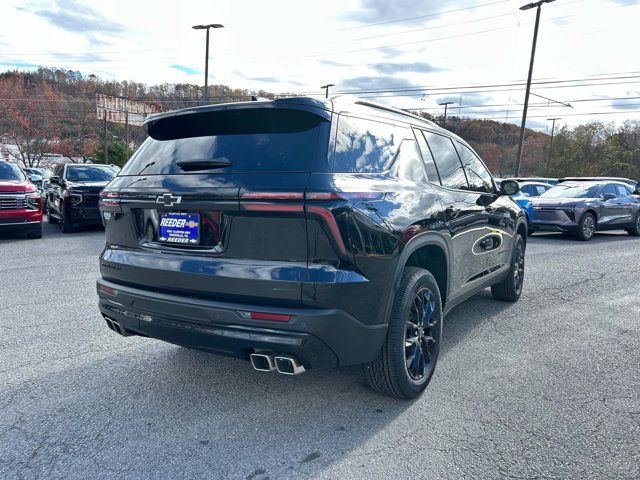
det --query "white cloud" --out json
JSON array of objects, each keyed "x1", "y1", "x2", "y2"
[{"x1": 0, "y1": 0, "x2": 639, "y2": 129}]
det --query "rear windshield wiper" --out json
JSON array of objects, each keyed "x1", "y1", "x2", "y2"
[{"x1": 176, "y1": 158, "x2": 232, "y2": 171}]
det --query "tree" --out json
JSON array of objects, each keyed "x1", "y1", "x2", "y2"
[
  {"x1": 0, "y1": 73, "x2": 63, "y2": 167},
  {"x1": 92, "y1": 141, "x2": 129, "y2": 167}
]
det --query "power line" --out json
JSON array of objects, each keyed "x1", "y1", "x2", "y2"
[{"x1": 338, "y1": 0, "x2": 513, "y2": 31}]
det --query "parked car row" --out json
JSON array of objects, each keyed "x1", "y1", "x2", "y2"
[
  {"x1": 496, "y1": 176, "x2": 640, "y2": 240},
  {"x1": 0, "y1": 161, "x2": 44, "y2": 238},
  {"x1": 0, "y1": 161, "x2": 117, "y2": 238}
]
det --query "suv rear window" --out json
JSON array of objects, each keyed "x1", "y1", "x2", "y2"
[{"x1": 120, "y1": 108, "x2": 327, "y2": 175}]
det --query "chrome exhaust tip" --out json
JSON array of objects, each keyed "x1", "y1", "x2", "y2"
[
  {"x1": 274, "y1": 355, "x2": 306, "y2": 375},
  {"x1": 250, "y1": 353, "x2": 276, "y2": 372},
  {"x1": 103, "y1": 316, "x2": 131, "y2": 337}
]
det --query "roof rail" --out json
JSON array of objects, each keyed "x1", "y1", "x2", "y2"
[{"x1": 352, "y1": 99, "x2": 438, "y2": 127}]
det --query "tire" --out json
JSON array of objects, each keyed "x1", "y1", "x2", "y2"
[
  {"x1": 26, "y1": 222, "x2": 43, "y2": 239},
  {"x1": 491, "y1": 234, "x2": 525, "y2": 302},
  {"x1": 626, "y1": 213, "x2": 640, "y2": 236},
  {"x1": 46, "y1": 201, "x2": 58, "y2": 224},
  {"x1": 364, "y1": 267, "x2": 443, "y2": 399},
  {"x1": 60, "y1": 202, "x2": 75, "y2": 233},
  {"x1": 576, "y1": 212, "x2": 596, "y2": 241}
]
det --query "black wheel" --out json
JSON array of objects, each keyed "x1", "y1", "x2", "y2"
[
  {"x1": 46, "y1": 201, "x2": 58, "y2": 224},
  {"x1": 60, "y1": 202, "x2": 74, "y2": 233},
  {"x1": 26, "y1": 222, "x2": 43, "y2": 239},
  {"x1": 626, "y1": 213, "x2": 640, "y2": 236},
  {"x1": 491, "y1": 234, "x2": 525, "y2": 302},
  {"x1": 364, "y1": 267, "x2": 443, "y2": 399},
  {"x1": 576, "y1": 212, "x2": 596, "y2": 241}
]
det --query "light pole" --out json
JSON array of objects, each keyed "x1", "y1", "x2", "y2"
[
  {"x1": 321, "y1": 84, "x2": 335, "y2": 99},
  {"x1": 192, "y1": 23, "x2": 224, "y2": 103},
  {"x1": 439, "y1": 101, "x2": 454, "y2": 128},
  {"x1": 547, "y1": 117, "x2": 561, "y2": 160},
  {"x1": 514, "y1": 0, "x2": 555, "y2": 176}
]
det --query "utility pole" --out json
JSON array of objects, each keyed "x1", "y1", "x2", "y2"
[
  {"x1": 103, "y1": 97, "x2": 108, "y2": 164},
  {"x1": 125, "y1": 108, "x2": 130, "y2": 156},
  {"x1": 547, "y1": 117, "x2": 561, "y2": 160},
  {"x1": 514, "y1": 0, "x2": 556, "y2": 176},
  {"x1": 192, "y1": 23, "x2": 225, "y2": 103},
  {"x1": 321, "y1": 84, "x2": 335, "y2": 99},
  {"x1": 439, "y1": 101, "x2": 454, "y2": 128}
]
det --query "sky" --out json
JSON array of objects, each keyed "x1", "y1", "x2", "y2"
[{"x1": 1, "y1": 0, "x2": 639, "y2": 131}]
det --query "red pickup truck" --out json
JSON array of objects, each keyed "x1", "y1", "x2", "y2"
[{"x1": 0, "y1": 161, "x2": 44, "y2": 239}]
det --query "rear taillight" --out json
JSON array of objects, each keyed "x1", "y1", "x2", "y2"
[
  {"x1": 99, "y1": 191, "x2": 121, "y2": 210},
  {"x1": 305, "y1": 192, "x2": 385, "y2": 201},
  {"x1": 241, "y1": 192, "x2": 304, "y2": 200}
]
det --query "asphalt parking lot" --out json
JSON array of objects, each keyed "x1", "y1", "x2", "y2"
[{"x1": 1, "y1": 223, "x2": 639, "y2": 480}]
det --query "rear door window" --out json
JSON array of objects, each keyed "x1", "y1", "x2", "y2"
[
  {"x1": 389, "y1": 139, "x2": 427, "y2": 184},
  {"x1": 120, "y1": 108, "x2": 328, "y2": 175},
  {"x1": 455, "y1": 142, "x2": 493, "y2": 193},
  {"x1": 334, "y1": 116, "x2": 411, "y2": 173},
  {"x1": 414, "y1": 129, "x2": 441, "y2": 184},
  {"x1": 423, "y1": 131, "x2": 468, "y2": 190}
]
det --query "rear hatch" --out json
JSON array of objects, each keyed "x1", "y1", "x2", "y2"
[{"x1": 100, "y1": 104, "x2": 331, "y2": 307}]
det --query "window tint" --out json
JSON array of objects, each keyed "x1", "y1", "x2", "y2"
[
  {"x1": 121, "y1": 108, "x2": 327, "y2": 175},
  {"x1": 334, "y1": 116, "x2": 410, "y2": 173},
  {"x1": 603, "y1": 184, "x2": 617, "y2": 197},
  {"x1": 616, "y1": 184, "x2": 630, "y2": 196},
  {"x1": 455, "y1": 142, "x2": 493, "y2": 193},
  {"x1": 389, "y1": 140, "x2": 426, "y2": 184},
  {"x1": 414, "y1": 129, "x2": 441, "y2": 184},
  {"x1": 423, "y1": 132, "x2": 468, "y2": 190}
]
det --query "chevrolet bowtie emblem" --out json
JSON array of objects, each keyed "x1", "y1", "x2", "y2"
[{"x1": 156, "y1": 193, "x2": 182, "y2": 207}]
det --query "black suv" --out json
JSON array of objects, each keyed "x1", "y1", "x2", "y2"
[
  {"x1": 97, "y1": 98, "x2": 527, "y2": 399},
  {"x1": 47, "y1": 164, "x2": 116, "y2": 232}
]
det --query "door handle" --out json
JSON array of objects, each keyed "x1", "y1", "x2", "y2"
[{"x1": 445, "y1": 207, "x2": 461, "y2": 217}]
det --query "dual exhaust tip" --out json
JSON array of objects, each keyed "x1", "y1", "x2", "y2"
[
  {"x1": 103, "y1": 316, "x2": 131, "y2": 337},
  {"x1": 250, "y1": 353, "x2": 305, "y2": 375}
]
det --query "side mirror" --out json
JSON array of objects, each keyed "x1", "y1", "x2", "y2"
[
  {"x1": 29, "y1": 174, "x2": 43, "y2": 184},
  {"x1": 603, "y1": 193, "x2": 616, "y2": 200},
  {"x1": 500, "y1": 179, "x2": 520, "y2": 196},
  {"x1": 49, "y1": 176, "x2": 60, "y2": 184}
]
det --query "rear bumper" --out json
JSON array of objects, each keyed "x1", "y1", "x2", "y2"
[{"x1": 96, "y1": 278, "x2": 387, "y2": 369}]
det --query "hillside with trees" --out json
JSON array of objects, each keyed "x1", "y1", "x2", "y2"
[{"x1": 0, "y1": 67, "x2": 638, "y2": 180}]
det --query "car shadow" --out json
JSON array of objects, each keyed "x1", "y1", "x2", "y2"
[
  {"x1": 0, "y1": 217, "x2": 103, "y2": 244},
  {"x1": 530, "y1": 231, "x2": 636, "y2": 243},
  {"x1": 4, "y1": 287, "x2": 513, "y2": 479}
]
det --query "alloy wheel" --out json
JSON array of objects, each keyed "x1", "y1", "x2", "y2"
[
  {"x1": 404, "y1": 288, "x2": 440, "y2": 381},
  {"x1": 582, "y1": 216, "x2": 595, "y2": 238},
  {"x1": 513, "y1": 241, "x2": 525, "y2": 294}
]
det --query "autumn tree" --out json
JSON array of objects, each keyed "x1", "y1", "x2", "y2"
[{"x1": 0, "y1": 73, "x2": 63, "y2": 167}]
